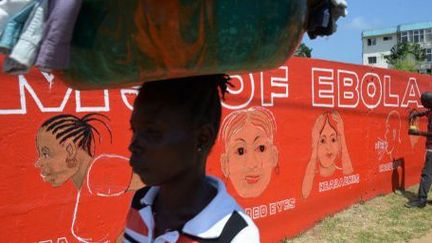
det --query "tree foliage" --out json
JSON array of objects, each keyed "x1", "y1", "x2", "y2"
[
  {"x1": 385, "y1": 42, "x2": 425, "y2": 72},
  {"x1": 294, "y1": 43, "x2": 313, "y2": 58}
]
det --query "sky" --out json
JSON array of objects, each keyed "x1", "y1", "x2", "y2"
[{"x1": 303, "y1": 0, "x2": 432, "y2": 64}]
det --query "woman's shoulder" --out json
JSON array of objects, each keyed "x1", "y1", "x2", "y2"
[
  {"x1": 130, "y1": 186, "x2": 153, "y2": 209},
  {"x1": 228, "y1": 210, "x2": 260, "y2": 243}
]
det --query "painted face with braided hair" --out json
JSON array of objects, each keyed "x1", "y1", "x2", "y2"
[
  {"x1": 35, "y1": 113, "x2": 111, "y2": 187},
  {"x1": 36, "y1": 127, "x2": 80, "y2": 187}
]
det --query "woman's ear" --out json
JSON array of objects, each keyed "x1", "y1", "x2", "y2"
[
  {"x1": 65, "y1": 141, "x2": 77, "y2": 160},
  {"x1": 271, "y1": 145, "x2": 279, "y2": 168},
  {"x1": 220, "y1": 153, "x2": 229, "y2": 177},
  {"x1": 65, "y1": 141, "x2": 78, "y2": 168},
  {"x1": 197, "y1": 124, "x2": 216, "y2": 153}
]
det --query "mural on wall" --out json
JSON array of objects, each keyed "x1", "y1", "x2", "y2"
[
  {"x1": 376, "y1": 110, "x2": 402, "y2": 161},
  {"x1": 1, "y1": 56, "x2": 431, "y2": 242},
  {"x1": 219, "y1": 106, "x2": 278, "y2": 198},
  {"x1": 374, "y1": 110, "x2": 405, "y2": 191},
  {"x1": 302, "y1": 111, "x2": 354, "y2": 199},
  {"x1": 35, "y1": 113, "x2": 143, "y2": 242}
]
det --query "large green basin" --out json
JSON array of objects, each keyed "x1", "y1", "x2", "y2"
[{"x1": 62, "y1": 0, "x2": 309, "y2": 89}]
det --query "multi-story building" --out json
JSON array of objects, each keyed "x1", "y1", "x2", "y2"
[{"x1": 362, "y1": 21, "x2": 432, "y2": 74}]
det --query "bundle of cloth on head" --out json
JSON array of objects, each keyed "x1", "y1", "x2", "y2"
[
  {"x1": 0, "y1": 0, "x2": 81, "y2": 74},
  {"x1": 0, "y1": 0, "x2": 347, "y2": 89}
]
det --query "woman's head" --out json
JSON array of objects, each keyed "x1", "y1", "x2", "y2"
[
  {"x1": 315, "y1": 112, "x2": 342, "y2": 169},
  {"x1": 220, "y1": 107, "x2": 278, "y2": 198},
  {"x1": 129, "y1": 74, "x2": 230, "y2": 186},
  {"x1": 35, "y1": 113, "x2": 111, "y2": 187}
]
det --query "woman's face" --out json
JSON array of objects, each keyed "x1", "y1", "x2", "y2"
[
  {"x1": 35, "y1": 129, "x2": 79, "y2": 187},
  {"x1": 224, "y1": 121, "x2": 277, "y2": 198},
  {"x1": 317, "y1": 120, "x2": 340, "y2": 168},
  {"x1": 129, "y1": 101, "x2": 198, "y2": 187}
]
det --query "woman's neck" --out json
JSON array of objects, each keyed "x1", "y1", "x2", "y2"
[
  {"x1": 158, "y1": 173, "x2": 215, "y2": 212},
  {"x1": 153, "y1": 172, "x2": 217, "y2": 236}
]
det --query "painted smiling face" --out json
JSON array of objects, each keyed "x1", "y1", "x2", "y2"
[
  {"x1": 223, "y1": 121, "x2": 277, "y2": 198},
  {"x1": 317, "y1": 119, "x2": 340, "y2": 169}
]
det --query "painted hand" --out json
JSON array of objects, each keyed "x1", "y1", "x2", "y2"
[
  {"x1": 311, "y1": 113, "x2": 326, "y2": 150},
  {"x1": 332, "y1": 111, "x2": 344, "y2": 134}
]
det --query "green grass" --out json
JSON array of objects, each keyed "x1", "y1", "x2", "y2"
[{"x1": 282, "y1": 186, "x2": 432, "y2": 243}]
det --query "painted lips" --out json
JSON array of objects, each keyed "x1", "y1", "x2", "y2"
[
  {"x1": 245, "y1": 175, "x2": 261, "y2": 184},
  {"x1": 39, "y1": 170, "x2": 49, "y2": 178},
  {"x1": 39, "y1": 171, "x2": 55, "y2": 184}
]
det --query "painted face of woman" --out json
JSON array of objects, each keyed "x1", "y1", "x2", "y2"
[
  {"x1": 317, "y1": 120, "x2": 340, "y2": 169},
  {"x1": 225, "y1": 121, "x2": 277, "y2": 198},
  {"x1": 35, "y1": 129, "x2": 79, "y2": 187}
]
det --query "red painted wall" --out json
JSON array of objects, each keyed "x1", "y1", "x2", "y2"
[{"x1": 0, "y1": 57, "x2": 431, "y2": 242}]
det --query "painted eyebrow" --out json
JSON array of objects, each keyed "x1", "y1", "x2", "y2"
[
  {"x1": 235, "y1": 138, "x2": 246, "y2": 142},
  {"x1": 254, "y1": 135, "x2": 261, "y2": 142}
]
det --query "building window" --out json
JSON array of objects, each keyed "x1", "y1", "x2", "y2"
[
  {"x1": 368, "y1": 56, "x2": 377, "y2": 64},
  {"x1": 426, "y1": 48, "x2": 432, "y2": 63},
  {"x1": 408, "y1": 30, "x2": 414, "y2": 42},
  {"x1": 425, "y1": 29, "x2": 432, "y2": 41},
  {"x1": 413, "y1": 30, "x2": 424, "y2": 43},
  {"x1": 383, "y1": 36, "x2": 392, "y2": 41},
  {"x1": 367, "y1": 38, "x2": 376, "y2": 46},
  {"x1": 400, "y1": 31, "x2": 408, "y2": 43}
]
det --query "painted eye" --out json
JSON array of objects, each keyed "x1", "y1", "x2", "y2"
[
  {"x1": 237, "y1": 147, "x2": 245, "y2": 155},
  {"x1": 320, "y1": 138, "x2": 325, "y2": 144},
  {"x1": 258, "y1": 145, "x2": 265, "y2": 152},
  {"x1": 331, "y1": 137, "x2": 337, "y2": 143}
]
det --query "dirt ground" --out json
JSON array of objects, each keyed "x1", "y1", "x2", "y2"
[{"x1": 409, "y1": 231, "x2": 432, "y2": 243}]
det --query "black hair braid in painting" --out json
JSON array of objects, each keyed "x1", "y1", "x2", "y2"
[
  {"x1": 137, "y1": 74, "x2": 232, "y2": 148},
  {"x1": 41, "y1": 113, "x2": 112, "y2": 156}
]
